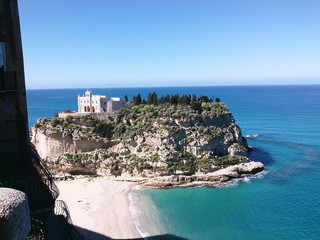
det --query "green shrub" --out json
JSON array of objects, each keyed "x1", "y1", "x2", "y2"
[
  {"x1": 26, "y1": 217, "x2": 45, "y2": 240},
  {"x1": 93, "y1": 121, "x2": 114, "y2": 139},
  {"x1": 113, "y1": 123, "x2": 127, "y2": 138},
  {"x1": 50, "y1": 118, "x2": 62, "y2": 127},
  {"x1": 191, "y1": 101, "x2": 202, "y2": 113},
  {"x1": 148, "y1": 154, "x2": 160, "y2": 162},
  {"x1": 64, "y1": 153, "x2": 90, "y2": 165},
  {"x1": 196, "y1": 158, "x2": 212, "y2": 172},
  {"x1": 214, "y1": 155, "x2": 245, "y2": 166},
  {"x1": 87, "y1": 173, "x2": 102, "y2": 178},
  {"x1": 166, "y1": 151, "x2": 197, "y2": 174},
  {"x1": 110, "y1": 160, "x2": 122, "y2": 176},
  {"x1": 80, "y1": 114, "x2": 98, "y2": 123},
  {"x1": 65, "y1": 115, "x2": 73, "y2": 122}
]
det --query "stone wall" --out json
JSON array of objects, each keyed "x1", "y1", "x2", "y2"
[
  {"x1": 0, "y1": 188, "x2": 31, "y2": 240},
  {"x1": 58, "y1": 112, "x2": 114, "y2": 121}
]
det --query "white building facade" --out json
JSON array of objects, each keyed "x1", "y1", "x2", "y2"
[{"x1": 78, "y1": 90, "x2": 125, "y2": 113}]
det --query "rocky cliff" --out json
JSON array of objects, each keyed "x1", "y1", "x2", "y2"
[{"x1": 31, "y1": 102, "x2": 263, "y2": 187}]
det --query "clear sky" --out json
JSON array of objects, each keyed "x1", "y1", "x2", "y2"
[{"x1": 19, "y1": 0, "x2": 320, "y2": 89}]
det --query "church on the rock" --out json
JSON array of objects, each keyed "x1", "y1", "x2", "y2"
[{"x1": 78, "y1": 90, "x2": 125, "y2": 113}]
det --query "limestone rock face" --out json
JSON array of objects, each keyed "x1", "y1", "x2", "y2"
[
  {"x1": 228, "y1": 143, "x2": 248, "y2": 156},
  {"x1": 142, "y1": 162, "x2": 265, "y2": 188},
  {"x1": 31, "y1": 107, "x2": 248, "y2": 160},
  {"x1": 0, "y1": 188, "x2": 31, "y2": 240},
  {"x1": 31, "y1": 104, "x2": 263, "y2": 180},
  {"x1": 237, "y1": 162, "x2": 264, "y2": 174},
  {"x1": 31, "y1": 127, "x2": 119, "y2": 158},
  {"x1": 31, "y1": 129, "x2": 76, "y2": 157}
]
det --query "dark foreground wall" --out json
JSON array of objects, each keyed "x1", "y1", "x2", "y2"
[
  {"x1": 0, "y1": 0, "x2": 30, "y2": 171},
  {"x1": 0, "y1": 0, "x2": 57, "y2": 213}
]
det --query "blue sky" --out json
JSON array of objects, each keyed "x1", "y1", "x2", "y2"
[{"x1": 19, "y1": 0, "x2": 320, "y2": 89}]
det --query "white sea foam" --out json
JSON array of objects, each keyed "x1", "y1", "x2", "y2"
[
  {"x1": 253, "y1": 170, "x2": 269, "y2": 179},
  {"x1": 217, "y1": 170, "x2": 268, "y2": 188},
  {"x1": 128, "y1": 186, "x2": 163, "y2": 240},
  {"x1": 245, "y1": 134, "x2": 260, "y2": 138},
  {"x1": 177, "y1": 170, "x2": 268, "y2": 189},
  {"x1": 128, "y1": 189, "x2": 149, "y2": 239}
]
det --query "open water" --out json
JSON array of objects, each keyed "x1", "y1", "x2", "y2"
[{"x1": 27, "y1": 85, "x2": 320, "y2": 240}]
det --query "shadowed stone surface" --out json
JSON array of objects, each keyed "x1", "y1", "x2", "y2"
[{"x1": 0, "y1": 188, "x2": 31, "y2": 240}]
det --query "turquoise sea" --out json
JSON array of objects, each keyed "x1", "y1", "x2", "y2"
[{"x1": 27, "y1": 85, "x2": 320, "y2": 240}]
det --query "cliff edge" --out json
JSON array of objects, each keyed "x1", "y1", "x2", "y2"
[{"x1": 31, "y1": 101, "x2": 263, "y2": 187}]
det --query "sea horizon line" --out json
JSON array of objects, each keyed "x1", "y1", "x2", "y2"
[{"x1": 26, "y1": 83, "x2": 320, "y2": 91}]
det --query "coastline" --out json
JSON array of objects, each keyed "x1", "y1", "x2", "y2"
[
  {"x1": 55, "y1": 170, "x2": 267, "y2": 240},
  {"x1": 56, "y1": 178, "x2": 143, "y2": 239},
  {"x1": 27, "y1": 86, "x2": 320, "y2": 240}
]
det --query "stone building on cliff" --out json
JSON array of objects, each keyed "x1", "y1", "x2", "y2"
[{"x1": 78, "y1": 90, "x2": 125, "y2": 113}]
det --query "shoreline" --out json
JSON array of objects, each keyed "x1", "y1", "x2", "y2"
[
  {"x1": 56, "y1": 178, "x2": 143, "y2": 239},
  {"x1": 53, "y1": 162, "x2": 265, "y2": 189},
  {"x1": 55, "y1": 167, "x2": 266, "y2": 239}
]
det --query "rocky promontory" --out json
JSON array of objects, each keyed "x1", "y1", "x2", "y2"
[{"x1": 31, "y1": 95, "x2": 264, "y2": 187}]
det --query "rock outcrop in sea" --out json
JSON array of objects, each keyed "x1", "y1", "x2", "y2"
[{"x1": 31, "y1": 101, "x2": 264, "y2": 187}]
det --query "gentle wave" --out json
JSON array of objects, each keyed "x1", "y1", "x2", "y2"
[
  {"x1": 212, "y1": 170, "x2": 268, "y2": 188},
  {"x1": 128, "y1": 187, "x2": 150, "y2": 239},
  {"x1": 183, "y1": 170, "x2": 268, "y2": 189},
  {"x1": 245, "y1": 134, "x2": 260, "y2": 138},
  {"x1": 128, "y1": 190, "x2": 148, "y2": 239},
  {"x1": 219, "y1": 170, "x2": 268, "y2": 188}
]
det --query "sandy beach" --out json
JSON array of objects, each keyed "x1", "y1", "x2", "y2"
[{"x1": 56, "y1": 178, "x2": 143, "y2": 240}]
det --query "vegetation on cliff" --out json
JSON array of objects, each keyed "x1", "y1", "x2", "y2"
[{"x1": 32, "y1": 93, "x2": 251, "y2": 178}]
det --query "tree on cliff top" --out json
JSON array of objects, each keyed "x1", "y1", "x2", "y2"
[
  {"x1": 147, "y1": 92, "x2": 158, "y2": 105},
  {"x1": 132, "y1": 93, "x2": 142, "y2": 105}
]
